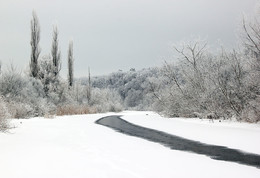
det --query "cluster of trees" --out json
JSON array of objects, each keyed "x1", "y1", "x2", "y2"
[
  {"x1": 152, "y1": 40, "x2": 259, "y2": 122},
  {"x1": 83, "y1": 10, "x2": 260, "y2": 122},
  {"x1": 1, "y1": 9, "x2": 260, "y2": 131},
  {"x1": 0, "y1": 12, "x2": 123, "y2": 131},
  {"x1": 88, "y1": 67, "x2": 160, "y2": 110},
  {"x1": 30, "y1": 11, "x2": 73, "y2": 93},
  {"x1": 151, "y1": 13, "x2": 260, "y2": 122}
]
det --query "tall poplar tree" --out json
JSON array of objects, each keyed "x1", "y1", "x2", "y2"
[
  {"x1": 51, "y1": 26, "x2": 61, "y2": 78},
  {"x1": 30, "y1": 11, "x2": 41, "y2": 78},
  {"x1": 67, "y1": 40, "x2": 74, "y2": 88}
]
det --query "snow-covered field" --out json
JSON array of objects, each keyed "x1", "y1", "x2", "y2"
[{"x1": 0, "y1": 111, "x2": 260, "y2": 178}]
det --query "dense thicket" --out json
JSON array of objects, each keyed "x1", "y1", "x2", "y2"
[{"x1": 86, "y1": 67, "x2": 160, "y2": 110}]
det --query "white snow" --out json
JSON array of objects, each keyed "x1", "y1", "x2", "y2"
[
  {"x1": 122, "y1": 111, "x2": 260, "y2": 155},
  {"x1": 0, "y1": 111, "x2": 260, "y2": 178}
]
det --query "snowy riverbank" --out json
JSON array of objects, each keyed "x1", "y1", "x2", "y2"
[{"x1": 0, "y1": 111, "x2": 260, "y2": 178}]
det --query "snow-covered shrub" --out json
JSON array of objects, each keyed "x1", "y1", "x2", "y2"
[
  {"x1": 241, "y1": 97, "x2": 260, "y2": 123},
  {"x1": 91, "y1": 88, "x2": 123, "y2": 113},
  {"x1": 124, "y1": 89, "x2": 142, "y2": 108},
  {"x1": 6, "y1": 101, "x2": 33, "y2": 119},
  {"x1": 47, "y1": 81, "x2": 72, "y2": 106},
  {"x1": 0, "y1": 67, "x2": 53, "y2": 118},
  {"x1": 0, "y1": 67, "x2": 26, "y2": 98},
  {"x1": 68, "y1": 81, "x2": 86, "y2": 104},
  {"x1": 0, "y1": 96, "x2": 10, "y2": 131}
]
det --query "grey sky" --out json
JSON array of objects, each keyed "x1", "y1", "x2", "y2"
[{"x1": 0, "y1": 0, "x2": 258, "y2": 77}]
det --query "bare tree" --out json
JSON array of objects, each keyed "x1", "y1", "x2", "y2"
[
  {"x1": 86, "y1": 67, "x2": 92, "y2": 104},
  {"x1": 174, "y1": 41, "x2": 207, "y2": 93},
  {"x1": 67, "y1": 40, "x2": 74, "y2": 88},
  {"x1": 242, "y1": 17, "x2": 260, "y2": 60},
  {"x1": 30, "y1": 11, "x2": 41, "y2": 78},
  {"x1": 51, "y1": 26, "x2": 61, "y2": 78},
  {"x1": 240, "y1": 9, "x2": 260, "y2": 121}
]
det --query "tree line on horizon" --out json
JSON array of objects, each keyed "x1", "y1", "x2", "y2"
[
  {"x1": 1, "y1": 8, "x2": 260, "y2": 131},
  {"x1": 82, "y1": 8, "x2": 260, "y2": 122}
]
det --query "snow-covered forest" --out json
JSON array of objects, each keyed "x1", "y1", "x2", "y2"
[{"x1": 0, "y1": 8, "x2": 260, "y2": 132}]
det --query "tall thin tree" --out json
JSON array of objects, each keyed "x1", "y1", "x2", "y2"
[
  {"x1": 67, "y1": 40, "x2": 74, "y2": 88},
  {"x1": 30, "y1": 11, "x2": 41, "y2": 78},
  {"x1": 86, "y1": 67, "x2": 91, "y2": 104},
  {"x1": 51, "y1": 26, "x2": 61, "y2": 78}
]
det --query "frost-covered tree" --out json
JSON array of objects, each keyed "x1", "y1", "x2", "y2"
[
  {"x1": 242, "y1": 16, "x2": 260, "y2": 60},
  {"x1": 154, "y1": 32, "x2": 259, "y2": 121},
  {"x1": 239, "y1": 9, "x2": 260, "y2": 121},
  {"x1": 90, "y1": 88, "x2": 123, "y2": 112},
  {"x1": 0, "y1": 65, "x2": 52, "y2": 118},
  {"x1": 0, "y1": 65, "x2": 25, "y2": 99},
  {"x1": 86, "y1": 67, "x2": 92, "y2": 104},
  {"x1": 30, "y1": 11, "x2": 41, "y2": 78},
  {"x1": 69, "y1": 80, "x2": 86, "y2": 104},
  {"x1": 67, "y1": 40, "x2": 74, "y2": 88},
  {"x1": 0, "y1": 96, "x2": 10, "y2": 131},
  {"x1": 51, "y1": 26, "x2": 61, "y2": 78},
  {"x1": 38, "y1": 55, "x2": 56, "y2": 94},
  {"x1": 160, "y1": 40, "x2": 210, "y2": 116},
  {"x1": 89, "y1": 68, "x2": 160, "y2": 110}
]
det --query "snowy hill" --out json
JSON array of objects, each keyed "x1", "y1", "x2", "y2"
[{"x1": 0, "y1": 111, "x2": 260, "y2": 178}]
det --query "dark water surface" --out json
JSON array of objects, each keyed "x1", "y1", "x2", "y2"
[{"x1": 96, "y1": 115, "x2": 260, "y2": 168}]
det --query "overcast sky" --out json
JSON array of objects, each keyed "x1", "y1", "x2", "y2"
[{"x1": 0, "y1": 0, "x2": 258, "y2": 77}]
